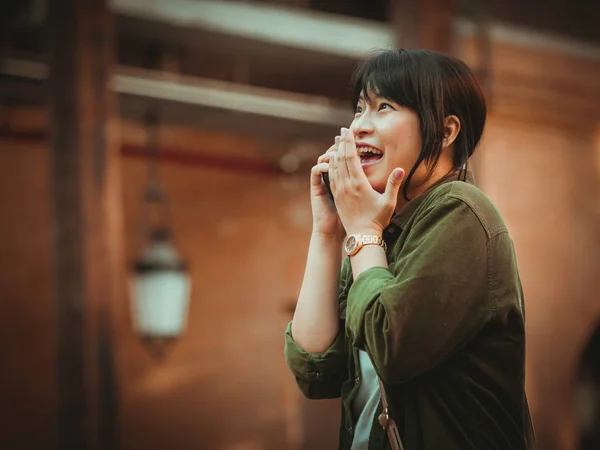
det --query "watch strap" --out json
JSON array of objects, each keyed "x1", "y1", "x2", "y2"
[
  {"x1": 345, "y1": 234, "x2": 387, "y2": 255},
  {"x1": 360, "y1": 234, "x2": 386, "y2": 250}
]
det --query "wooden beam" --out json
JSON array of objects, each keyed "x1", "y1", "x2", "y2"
[
  {"x1": 113, "y1": 0, "x2": 394, "y2": 59},
  {"x1": 48, "y1": 1, "x2": 121, "y2": 449}
]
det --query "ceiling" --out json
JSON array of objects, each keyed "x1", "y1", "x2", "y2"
[{"x1": 1, "y1": 0, "x2": 598, "y2": 142}]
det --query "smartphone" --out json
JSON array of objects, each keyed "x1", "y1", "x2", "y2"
[{"x1": 322, "y1": 172, "x2": 334, "y2": 203}]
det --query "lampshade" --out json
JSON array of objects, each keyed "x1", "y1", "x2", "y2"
[{"x1": 130, "y1": 229, "x2": 191, "y2": 339}]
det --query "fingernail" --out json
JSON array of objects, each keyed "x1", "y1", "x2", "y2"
[
  {"x1": 340, "y1": 128, "x2": 347, "y2": 137},
  {"x1": 335, "y1": 136, "x2": 340, "y2": 145}
]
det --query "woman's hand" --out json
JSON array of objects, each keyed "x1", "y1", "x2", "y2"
[
  {"x1": 330, "y1": 128, "x2": 405, "y2": 236},
  {"x1": 310, "y1": 138, "x2": 345, "y2": 239}
]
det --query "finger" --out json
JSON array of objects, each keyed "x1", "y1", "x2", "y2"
[
  {"x1": 329, "y1": 154, "x2": 337, "y2": 195},
  {"x1": 334, "y1": 130, "x2": 350, "y2": 187},
  {"x1": 342, "y1": 128, "x2": 363, "y2": 181},
  {"x1": 326, "y1": 136, "x2": 340, "y2": 155},
  {"x1": 383, "y1": 168, "x2": 405, "y2": 207},
  {"x1": 318, "y1": 153, "x2": 334, "y2": 164},
  {"x1": 318, "y1": 138, "x2": 340, "y2": 163},
  {"x1": 311, "y1": 162, "x2": 330, "y2": 185},
  {"x1": 317, "y1": 153, "x2": 329, "y2": 164}
]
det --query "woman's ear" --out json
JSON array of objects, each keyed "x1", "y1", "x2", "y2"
[{"x1": 443, "y1": 115, "x2": 461, "y2": 149}]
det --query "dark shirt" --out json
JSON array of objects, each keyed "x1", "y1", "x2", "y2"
[{"x1": 284, "y1": 172, "x2": 536, "y2": 449}]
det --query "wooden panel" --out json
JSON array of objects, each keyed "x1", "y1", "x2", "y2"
[
  {"x1": 389, "y1": 0, "x2": 455, "y2": 52},
  {"x1": 456, "y1": 34, "x2": 600, "y2": 132},
  {"x1": 0, "y1": 140, "x2": 56, "y2": 450}
]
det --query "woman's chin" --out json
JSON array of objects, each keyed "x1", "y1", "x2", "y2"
[
  {"x1": 362, "y1": 162, "x2": 386, "y2": 191},
  {"x1": 366, "y1": 177, "x2": 386, "y2": 194}
]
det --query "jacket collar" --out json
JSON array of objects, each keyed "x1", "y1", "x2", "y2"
[{"x1": 389, "y1": 170, "x2": 475, "y2": 231}]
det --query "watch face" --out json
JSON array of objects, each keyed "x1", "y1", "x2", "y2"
[{"x1": 345, "y1": 235, "x2": 357, "y2": 253}]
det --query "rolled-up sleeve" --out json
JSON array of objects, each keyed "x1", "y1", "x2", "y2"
[
  {"x1": 284, "y1": 257, "x2": 352, "y2": 399},
  {"x1": 284, "y1": 321, "x2": 348, "y2": 399},
  {"x1": 345, "y1": 194, "x2": 494, "y2": 385}
]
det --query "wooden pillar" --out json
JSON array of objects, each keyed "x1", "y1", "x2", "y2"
[
  {"x1": 48, "y1": 1, "x2": 121, "y2": 449},
  {"x1": 388, "y1": 0, "x2": 455, "y2": 53}
]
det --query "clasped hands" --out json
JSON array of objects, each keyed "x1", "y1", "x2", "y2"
[{"x1": 328, "y1": 128, "x2": 405, "y2": 237}]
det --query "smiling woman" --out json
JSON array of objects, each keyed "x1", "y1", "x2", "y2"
[
  {"x1": 350, "y1": 49, "x2": 486, "y2": 202},
  {"x1": 285, "y1": 49, "x2": 536, "y2": 450}
]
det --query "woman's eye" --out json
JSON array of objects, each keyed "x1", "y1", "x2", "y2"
[
  {"x1": 378, "y1": 103, "x2": 392, "y2": 111},
  {"x1": 355, "y1": 106, "x2": 364, "y2": 114}
]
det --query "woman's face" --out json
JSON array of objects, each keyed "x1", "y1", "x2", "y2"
[{"x1": 349, "y1": 91, "x2": 426, "y2": 195}]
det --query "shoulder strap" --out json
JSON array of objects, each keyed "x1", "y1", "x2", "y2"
[
  {"x1": 523, "y1": 393, "x2": 537, "y2": 448},
  {"x1": 377, "y1": 378, "x2": 405, "y2": 450}
]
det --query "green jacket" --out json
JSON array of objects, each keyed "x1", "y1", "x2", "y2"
[{"x1": 284, "y1": 172, "x2": 535, "y2": 449}]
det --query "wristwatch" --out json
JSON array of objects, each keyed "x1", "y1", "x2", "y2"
[{"x1": 344, "y1": 234, "x2": 387, "y2": 256}]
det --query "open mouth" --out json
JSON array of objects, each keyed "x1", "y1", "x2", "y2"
[{"x1": 357, "y1": 146, "x2": 383, "y2": 166}]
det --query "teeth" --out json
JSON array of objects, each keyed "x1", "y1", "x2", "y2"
[{"x1": 357, "y1": 146, "x2": 382, "y2": 156}]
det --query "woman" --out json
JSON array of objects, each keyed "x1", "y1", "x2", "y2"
[{"x1": 284, "y1": 49, "x2": 536, "y2": 450}]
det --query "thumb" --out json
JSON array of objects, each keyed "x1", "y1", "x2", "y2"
[{"x1": 383, "y1": 168, "x2": 405, "y2": 206}]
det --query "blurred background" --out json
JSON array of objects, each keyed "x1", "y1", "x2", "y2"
[{"x1": 0, "y1": 0, "x2": 599, "y2": 449}]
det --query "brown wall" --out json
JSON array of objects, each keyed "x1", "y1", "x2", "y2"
[
  {"x1": 478, "y1": 118, "x2": 600, "y2": 450},
  {"x1": 458, "y1": 35, "x2": 600, "y2": 449},
  {"x1": 117, "y1": 135, "x2": 311, "y2": 450},
  {"x1": 0, "y1": 120, "x2": 316, "y2": 450},
  {"x1": 1, "y1": 39, "x2": 599, "y2": 450},
  {"x1": 0, "y1": 138, "x2": 56, "y2": 450}
]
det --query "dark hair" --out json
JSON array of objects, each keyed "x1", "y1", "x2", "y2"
[{"x1": 351, "y1": 49, "x2": 487, "y2": 200}]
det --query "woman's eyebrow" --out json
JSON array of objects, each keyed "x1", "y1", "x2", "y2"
[{"x1": 358, "y1": 94, "x2": 377, "y2": 105}]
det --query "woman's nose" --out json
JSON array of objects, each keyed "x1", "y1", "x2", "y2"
[{"x1": 350, "y1": 112, "x2": 374, "y2": 136}]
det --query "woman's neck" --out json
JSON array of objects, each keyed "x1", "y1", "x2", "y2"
[{"x1": 395, "y1": 164, "x2": 458, "y2": 213}]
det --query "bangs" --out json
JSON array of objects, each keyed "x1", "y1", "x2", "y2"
[{"x1": 351, "y1": 50, "x2": 417, "y2": 111}]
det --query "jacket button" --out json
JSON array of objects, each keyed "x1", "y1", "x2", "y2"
[{"x1": 355, "y1": 376, "x2": 360, "y2": 384}]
